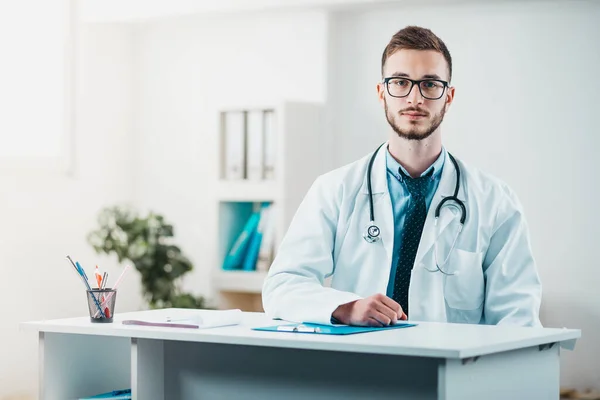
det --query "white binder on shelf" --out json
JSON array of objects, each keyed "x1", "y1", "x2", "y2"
[
  {"x1": 263, "y1": 110, "x2": 276, "y2": 180},
  {"x1": 223, "y1": 111, "x2": 246, "y2": 180},
  {"x1": 246, "y1": 110, "x2": 264, "y2": 181}
]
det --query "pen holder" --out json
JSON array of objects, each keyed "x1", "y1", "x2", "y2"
[{"x1": 86, "y1": 288, "x2": 116, "y2": 323}]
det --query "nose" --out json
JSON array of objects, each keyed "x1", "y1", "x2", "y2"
[{"x1": 406, "y1": 83, "x2": 424, "y2": 105}]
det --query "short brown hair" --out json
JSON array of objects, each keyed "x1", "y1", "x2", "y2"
[{"x1": 381, "y1": 26, "x2": 452, "y2": 82}]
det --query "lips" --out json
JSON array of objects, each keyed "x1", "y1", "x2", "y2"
[{"x1": 401, "y1": 112, "x2": 427, "y2": 120}]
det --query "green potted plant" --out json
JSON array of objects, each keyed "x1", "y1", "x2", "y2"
[{"x1": 87, "y1": 205, "x2": 209, "y2": 309}]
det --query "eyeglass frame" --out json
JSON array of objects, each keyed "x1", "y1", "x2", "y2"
[{"x1": 381, "y1": 77, "x2": 450, "y2": 100}]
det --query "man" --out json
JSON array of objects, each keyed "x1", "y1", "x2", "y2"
[{"x1": 262, "y1": 26, "x2": 542, "y2": 327}]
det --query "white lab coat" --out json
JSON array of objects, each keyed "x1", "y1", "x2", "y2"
[{"x1": 262, "y1": 146, "x2": 542, "y2": 327}]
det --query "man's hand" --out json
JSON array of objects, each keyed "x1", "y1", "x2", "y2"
[{"x1": 331, "y1": 294, "x2": 407, "y2": 326}]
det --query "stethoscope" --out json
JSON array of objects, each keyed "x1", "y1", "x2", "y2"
[{"x1": 363, "y1": 143, "x2": 466, "y2": 275}]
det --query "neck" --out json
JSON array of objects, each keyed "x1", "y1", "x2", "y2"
[{"x1": 388, "y1": 130, "x2": 442, "y2": 178}]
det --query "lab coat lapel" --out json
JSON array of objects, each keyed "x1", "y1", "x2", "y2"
[{"x1": 414, "y1": 151, "x2": 466, "y2": 268}]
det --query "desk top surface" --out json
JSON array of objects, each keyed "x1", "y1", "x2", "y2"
[{"x1": 22, "y1": 309, "x2": 581, "y2": 359}]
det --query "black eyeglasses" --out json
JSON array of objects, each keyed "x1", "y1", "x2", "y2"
[{"x1": 382, "y1": 77, "x2": 449, "y2": 100}]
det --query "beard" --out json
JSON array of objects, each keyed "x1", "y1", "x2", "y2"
[{"x1": 384, "y1": 99, "x2": 446, "y2": 141}]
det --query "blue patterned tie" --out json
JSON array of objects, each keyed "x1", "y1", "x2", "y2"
[{"x1": 392, "y1": 168, "x2": 432, "y2": 316}]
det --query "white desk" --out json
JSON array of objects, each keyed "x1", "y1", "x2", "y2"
[{"x1": 22, "y1": 308, "x2": 580, "y2": 400}]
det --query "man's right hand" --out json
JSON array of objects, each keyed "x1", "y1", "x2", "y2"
[{"x1": 331, "y1": 294, "x2": 408, "y2": 326}]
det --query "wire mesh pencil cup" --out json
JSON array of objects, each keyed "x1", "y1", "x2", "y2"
[{"x1": 86, "y1": 288, "x2": 116, "y2": 323}]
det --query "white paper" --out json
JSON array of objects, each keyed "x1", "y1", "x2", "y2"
[
  {"x1": 196, "y1": 309, "x2": 243, "y2": 328},
  {"x1": 123, "y1": 309, "x2": 243, "y2": 329}
]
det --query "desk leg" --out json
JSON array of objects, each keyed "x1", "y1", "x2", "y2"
[
  {"x1": 438, "y1": 345, "x2": 560, "y2": 400},
  {"x1": 38, "y1": 332, "x2": 130, "y2": 399},
  {"x1": 131, "y1": 338, "x2": 164, "y2": 400}
]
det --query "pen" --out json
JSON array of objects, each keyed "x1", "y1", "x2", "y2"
[
  {"x1": 101, "y1": 272, "x2": 108, "y2": 290},
  {"x1": 276, "y1": 324, "x2": 322, "y2": 333},
  {"x1": 66, "y1": 255, "x2": 79, "y2": 274},
  {"x1": 76, "y1": 261, "x2": 89, "y2": 282},
  {"x1": 100, "y1": 271, "x2": 108, "y2": 311},
  {"x1": 75, "y1": 261, "x2": 106, "y2": 319},
  {"x1": 95, "y1": 265, "x2": 102, "y2": 289},
  {"x1": 66, "y1": 256, "x2": 90, "y2": 290},
  {"x1": 93, "y1": 264, "x2": 130, "y2": 318}
]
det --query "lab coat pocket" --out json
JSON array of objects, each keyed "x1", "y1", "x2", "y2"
[{"x1": 443, "y1": 249, "x2": 484, "y2": 310}]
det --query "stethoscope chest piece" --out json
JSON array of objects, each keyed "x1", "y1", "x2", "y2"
[{"x1": 363, "y1": 223, "x2": 380, "y2": 243}]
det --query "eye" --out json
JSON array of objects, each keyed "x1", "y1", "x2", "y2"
[
  {"x1": 422, "y1": 81, "x2": 441, "y2": 88},
  {"x1": 390, "y1": 78, "x2": 409, "y2": 87}
]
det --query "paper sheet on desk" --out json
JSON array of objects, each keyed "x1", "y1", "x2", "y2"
[{"x1": 122, "y1": 309, "x2": 243, "y2": 329}]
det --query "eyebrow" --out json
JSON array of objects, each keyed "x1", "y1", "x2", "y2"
[{"x1": 388, "y1": 72, "x2": 444, "y2": 80}]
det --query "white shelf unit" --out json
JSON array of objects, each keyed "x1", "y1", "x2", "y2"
[{"x1": 213, "y1": 101, "x2": 326, "y2": 312}]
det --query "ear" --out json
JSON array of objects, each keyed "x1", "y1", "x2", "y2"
[
  {"x1": 444, "y1": 86, "x2": 455, "y2": 112},
  {"x1": 377, "y1": 81, "x2": 386, "y2": 107}
]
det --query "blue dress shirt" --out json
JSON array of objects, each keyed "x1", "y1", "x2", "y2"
[{"x1": 385, "y1": 147, "x2": 446, "y2": 297}]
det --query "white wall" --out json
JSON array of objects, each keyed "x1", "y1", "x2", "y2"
[
  {"x1": 131, "y1": 9, "x2": 328, "y2": 300},
  {"x1": 328, "y1": 0, "x2": 600, "y2": 389},
  {"x1": 6, "y1": 0, "x2": 598, "y2": 396},
  {"x1": 0, "y1": 24, "x2": 145, "y2": 398}
]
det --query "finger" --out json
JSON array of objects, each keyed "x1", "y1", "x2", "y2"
[
  {"x1": 366, "y1": 317, "x2": 385, "y2": 327},
  {"x1": 392, "y1": 306, "x2": 408, "y2": 321},
  {"x1": 351, "y1": 315, "x2": 378, "y2": 327},
  {"x1": 374, "y1": 303, "x2": 398, "y2": 324},
  {"x1": 368, "y1": 310, "x2": 392, "y2": 326},
  {"x1": 379, "y1": 296, "x2": 408, "y2": 320},
  {"x1": 378, "y1": 296, "x2": 404, "y2": 319}
]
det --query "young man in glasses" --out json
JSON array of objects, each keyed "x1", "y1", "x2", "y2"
[{"x1": 262, "y1": 26, "x2": 542, "y2": 327}]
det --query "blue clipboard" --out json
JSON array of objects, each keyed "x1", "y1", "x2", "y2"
[{"x1": 252, "y1": 322, "x2": 416, "y2": 335}]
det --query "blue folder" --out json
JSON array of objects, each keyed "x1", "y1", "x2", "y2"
[
  {"x1": 253, "y1": 322, "x2": 416, "y2": 335},
  {"x1": 222, "y1": 211, "x2": 261, "y2": 270},
  {"x1": 78, "y1": 389, "x2": 131, "y2": 399}
]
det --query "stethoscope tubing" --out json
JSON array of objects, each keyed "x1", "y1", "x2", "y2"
[{"x1": 363, "y1": 143, "x2": 467, "y2": 274}]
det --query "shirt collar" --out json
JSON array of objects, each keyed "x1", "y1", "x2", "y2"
[{"x1": 386, "y1": 146, "x2": 446, "y2": 183}]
